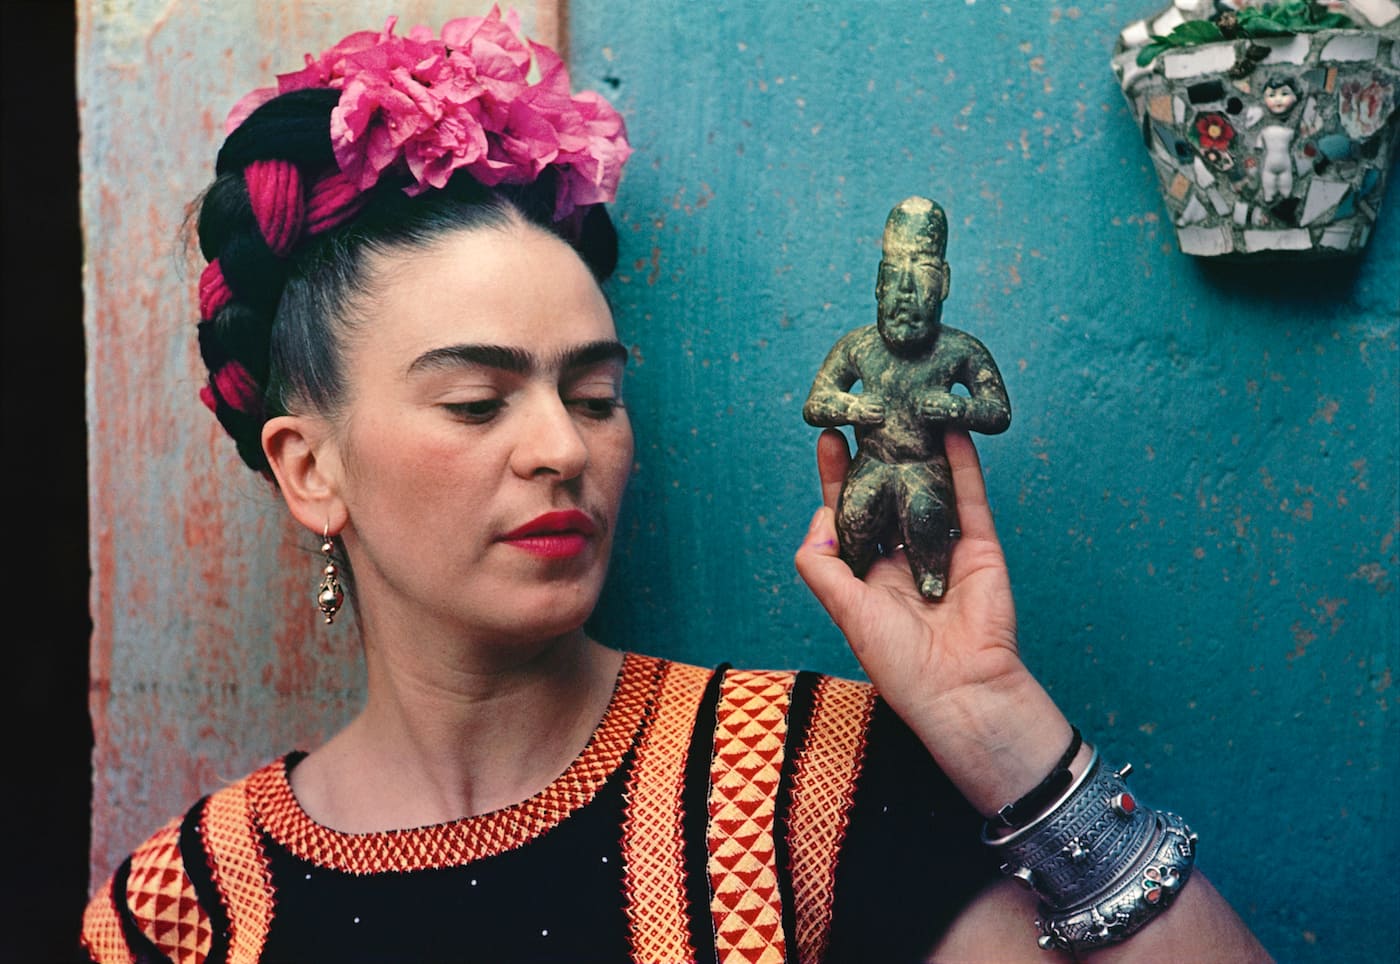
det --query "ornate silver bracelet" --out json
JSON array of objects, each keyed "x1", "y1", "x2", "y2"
[{"x1": 982, "y1": 748, "x2": 1198, "y2": 954}]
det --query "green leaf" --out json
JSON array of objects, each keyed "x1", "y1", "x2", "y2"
[
  {"x1": 1131, "y1": 1, "x2": 1357, "y2": 66},
  {"x1": 1172, "y1": 20, "x2": 1226, "y2": 44},
  {"x1": 1136, "y1": 41, "x2": 1172, "y2": 66},
  {"x1": 1240, "y1": 2, "x2": 1357, "y2": 33},
  {"x1": 1241, "y1": 15, "x2": 1292, "y2": 35}
]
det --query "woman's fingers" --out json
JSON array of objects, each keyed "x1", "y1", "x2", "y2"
[
  {"x1": 794, "y1": 506, "x2": 863, "y2": 634},
  {"x1": 945, "y1": 429, "x2": 998, "y2": 545},
  {"x1": 816, "y1": 429, "x2": 851, "y2": 512}
]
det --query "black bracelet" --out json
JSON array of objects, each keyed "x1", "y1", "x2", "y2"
[{"x1": 987, "y1": 725, "x2": 1083, "y2": 830}]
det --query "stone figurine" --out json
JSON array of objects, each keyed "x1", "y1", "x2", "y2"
[{"x1": 803, "y1": 197, "x2": 1010, "y2": 600}]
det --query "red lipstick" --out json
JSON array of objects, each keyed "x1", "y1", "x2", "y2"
[{"x1": 500, "y1": 510, "x2": 598, "y2": 559}]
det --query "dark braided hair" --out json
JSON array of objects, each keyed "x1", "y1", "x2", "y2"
[{"x1": 194, "y1": 88, "x2": 620, "y2": 474}]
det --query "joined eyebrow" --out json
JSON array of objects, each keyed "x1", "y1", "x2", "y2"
[{"x1": 407, "y1": 340, "x2": 629, "y2": 377}]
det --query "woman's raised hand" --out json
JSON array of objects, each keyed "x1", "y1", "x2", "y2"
[
  {"x1": 795, "y1": 427, "x2": 1020, "y2": 707},
  {"x1": 795, "y1": 428, "x2": 1066, "y2": 812}
]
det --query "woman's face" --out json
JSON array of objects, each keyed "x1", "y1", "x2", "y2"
[{"x1": 327, "y1": 221, "x2": 633, "y2": 645}]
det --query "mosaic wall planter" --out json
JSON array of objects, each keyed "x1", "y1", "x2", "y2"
[{"x1": 1113, "y1": 1, "x2": 1400, "y2": 258}]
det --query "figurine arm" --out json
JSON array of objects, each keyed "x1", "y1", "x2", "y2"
[
  {"x1": 955, "y1": 341, "x2": 1012, "y2": 435},
  {"x1": 917, "y1": 339, "x2": 1011, "y2": 434},
  {"x1": 803, "y1": 333, "x2": 884, "y2": 427}
]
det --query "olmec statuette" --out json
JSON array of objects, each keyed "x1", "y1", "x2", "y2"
[{"x1": 804, "y1": 197, "x2": 1011, "y2": 599}]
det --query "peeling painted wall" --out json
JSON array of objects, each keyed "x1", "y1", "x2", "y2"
[
  {"x1": 79, "y1": 0, "x2": 558, "y2": 890},
  {"x1": 83, "y1": 1, "x2": 1397, "y2": 960},
  {"x1": 572, "y1": 2, "x2": 1398, "y2": 961}
]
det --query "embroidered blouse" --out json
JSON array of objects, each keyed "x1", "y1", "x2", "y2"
[{"x1": 82, "y1": 653, "x2": 996, "y2": 963}]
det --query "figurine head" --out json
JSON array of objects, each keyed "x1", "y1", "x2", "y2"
[
  {"x1": 876, "y1": 197, "x2": 951, "y2": 355},
  {"x1": 1263, "y1": 77, "x2": 1299, "y2": 116}
]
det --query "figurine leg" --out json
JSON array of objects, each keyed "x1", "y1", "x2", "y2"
[
  {"x1": 836, "y1": 453, "x2": 894, "y2": 578},
  {"x1": 896, "y1": 461, "x2": 956, "y2": 599}
]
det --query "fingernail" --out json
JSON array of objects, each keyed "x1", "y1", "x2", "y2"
[{"x1": 804, "y1": 509, "x2": 836, "y2": 549}]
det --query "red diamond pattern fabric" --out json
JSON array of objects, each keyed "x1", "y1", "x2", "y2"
[
  {"x1": 622, "y1": 659, "x2": 712, "y2": 963},
  {"x1": 125, "y1": 818, "x2": 213, "y2": 964},
  {"x1": 200, "y1": 778, "x2": 275, "y2": 964},
  {"x1": 81, "y1": 874, "x2": 138, "y2": 964},
  {"x1": 786, "y1": 675, "x2": 875, "y2": 964},
  {"x1": 707, "y1": 669, "x2": 796, "y2": 964}
]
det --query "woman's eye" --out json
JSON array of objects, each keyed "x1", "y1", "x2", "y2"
[
  {"x1": 568, "y1": 396, "x2": 623, "y2": 420},
  {"x1": 444, "y1": 399, "x2": 503, "y2": 423}
]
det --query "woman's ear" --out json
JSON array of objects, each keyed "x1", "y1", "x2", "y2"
[{"x1": 262, "y1": 414, "x2": 348, "y2": 534}]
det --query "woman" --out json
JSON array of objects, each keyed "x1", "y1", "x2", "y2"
[{"x1": 82, "y1": 13, "x2": 1267, "y2": 963}]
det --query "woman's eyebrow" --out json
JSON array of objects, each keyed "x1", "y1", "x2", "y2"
[
  {"x1": 406, "y1": 340, "x2": 627, "y2": 377},
  {"x1": 407, "y1": 344, "x2": 533, "y2": 376},
  {"x1": 558, "y1": 340, "x2": 629, "y2": 372}
]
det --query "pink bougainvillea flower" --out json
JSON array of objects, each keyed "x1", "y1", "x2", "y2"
[
  {"x1": 441, "y1": 8, "x2": 533, "y2": 128},
  {"x1": 331, "y1": 66, "x2": 443, "y2": 189},
  {"x1": 226, "y1": 8, "x2": 630, "y2": 218},
  {"x1": 441, "y1": 7, "x2": 532, "y2": 81},
  {"x1": 553, "y1": 89, "x2": 633, "y2": 217},
  {"x1": 226, "y1": 87, "x2": 279, "y2": 135},
  {"x1": 469, "y1": 98, "x2": 561, "y2": 186},
  {"x1": 276, "y1": 27, "x2": 384, "y2": 92},
  {"x1": 1194, "y1": 112, "x2": 1235, "y2": 152},
  {"x1": 405, "y1": 110, "x2": 491, "y2": 194}
]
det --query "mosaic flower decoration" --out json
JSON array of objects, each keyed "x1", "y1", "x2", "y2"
[
  {"x1": 226, "y1": 7, "x2": 631, "y2": 220},
  {"x1": 1194, "y1": 112, "x2": 1236, "y2": 151},
  {"x1": 1201, "y1": 146, "x2": 1235, "y2": 171}
]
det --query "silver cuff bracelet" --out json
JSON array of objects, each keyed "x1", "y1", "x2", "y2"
[{"x1": 983, "y1": 748, "x2": 1198, "y2": 954}]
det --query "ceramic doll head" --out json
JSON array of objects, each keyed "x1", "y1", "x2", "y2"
[{"x1": 1263, "y1": 77, "x2": 1300, "y2": 117}]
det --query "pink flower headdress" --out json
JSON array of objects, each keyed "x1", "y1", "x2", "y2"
[{"x1": 226, "y1": 7, "x2": 632, "y2": 221}]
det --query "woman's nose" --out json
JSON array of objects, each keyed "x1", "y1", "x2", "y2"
[{"x1": 509, "y1": 393, "x2": 589, "y2": 480}]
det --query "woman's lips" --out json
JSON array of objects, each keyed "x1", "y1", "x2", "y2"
[{"x1": 500, "y1": 510, "x2": 598, "y2": 559}]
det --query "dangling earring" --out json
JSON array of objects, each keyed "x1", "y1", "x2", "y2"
[{"x1": 317, "y1": 523, "x2": 344, "y2": 624}]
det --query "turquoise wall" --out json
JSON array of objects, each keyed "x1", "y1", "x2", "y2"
[{"x1": 577, "y1": 3, "x2": 1399, "y2": 961}]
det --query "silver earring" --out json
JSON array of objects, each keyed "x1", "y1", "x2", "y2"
[{"x1": 317, "y1": 524, "x2": 344, "y2": 624}]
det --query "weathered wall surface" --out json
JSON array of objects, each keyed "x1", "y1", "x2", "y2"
[
  {"x1": 572, "y1": 2, "x2": 1398, "y2": 962},
  {"x1": 79, "y1": 0, "x2": 557, "y2": 890},
  {"x1": 84, "y1": 1, "x2": 1397, "y2": 960}
]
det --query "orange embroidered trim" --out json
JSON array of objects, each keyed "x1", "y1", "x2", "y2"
[
  {"x1": 201, "y1": 778, "x2": 276, "y2": 964},
  {"x1": 124, "y1": 818, "x2": 213, "y2": 964},
  {"x1": 787, "y1": 676, "x2": 875, "y2": 964},
  {"x1": 251, "y1": 651, "x2": 658, "y2": 874},
  {"x1": 622, "y1": 659, "x2": 711, "y2": 964},
  {"x1": 81, "y1": 872, "x2": 137, "y2": 964},
  {"x1": 707, "y1": 669, "x2": 796, "y2": 964}
]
